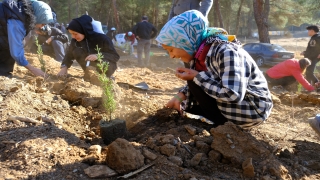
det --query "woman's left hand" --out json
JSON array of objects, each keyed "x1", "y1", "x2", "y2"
[
  {"x1": 175, "y1": 67, "x2": 199, "y2": 80},
  {"x1": 85, "y1": 54, "x2": 98, "y2": 61}
]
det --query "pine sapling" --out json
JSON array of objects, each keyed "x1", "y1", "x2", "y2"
[
  {"x1": 96, "y1": 45, "x2": 116, "y2": 121},
  {"x1": 35, "y1": 37, "x2": 46, "y2": 72}
]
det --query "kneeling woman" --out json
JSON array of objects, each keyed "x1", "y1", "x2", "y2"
[
  {"x1": 265, "y1": 58, "x2": 319, "y2": 91},
  {"x1": 156, "y1": 10, "x2": 273, "y2": 129},
  {"x1": 57, "y1": 15, "x2": 119, "y2": 77}
]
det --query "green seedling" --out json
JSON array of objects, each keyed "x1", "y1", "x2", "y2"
[
  {"x1": 35, "y1": 37, "x2": 46, "y2": 72},
  {"x1": 96, "y1": 45, "x2": 116, "y2": 121}
]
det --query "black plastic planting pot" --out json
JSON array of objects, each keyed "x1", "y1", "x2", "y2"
[{"x1": 99, "y1": 119, "x2": 127, "y2": 145}]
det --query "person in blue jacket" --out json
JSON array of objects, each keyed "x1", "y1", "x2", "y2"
[{"x1": 0, "y1": 0, "x2": 53, "y2": 78}]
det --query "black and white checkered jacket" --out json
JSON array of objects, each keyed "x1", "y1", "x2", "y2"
[{"x1": 180, "y1": 40, "x2": 273, "y2": 128}]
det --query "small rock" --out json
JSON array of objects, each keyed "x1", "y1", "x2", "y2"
[
  {"x1": 279, "y1": 149, "x2": 291, "y2": 159},
  {"x1": 227, "y1": 139, "x2": 233, "y2": 144},
  {"x1": 142, "y1": 148, "x2": 157, "y2": 160},
  {"x1": 10, "y1": 86, "x2": 19, "y2": 92},
  {"x1": 44, "y1": 147, "x2": 53, "y2": 152},
  {"x1": 94, "y1": 114, "x2": 103, "y2": 120},
  {"x1": 168, "y1": 156, "x2": 183, "y2": 166},
  {"x1": 35, "y1": 87, "x2": 48, "y2": 93},
  {"x1": 0, "y1": 96, "x2": 3, "y2": 102},
  {"x1": 84, "y1": 165, "x2": 117, "y2": 178},
  {"x1": 146, "y1": 138, "x2": 157, "y2": 149},
  {"x1": 305, "y1": 160, "x2": 320, "y2": 170},
  {"x1": 208, "y1": 150, "x2": 222, "y2": 162},
  {"x1": 190, "y1": 153, "x2": 203, "y2": 166},
  {"x1": 66, "y1": 175, "x2": 72, "y2": 179},
  {"x1": 261, "y1": 175, "x2": 272, "y2": 180},
  {"x1": 88, "y1": 145, "x2": 102, "y2": 155},
  {"x1": 106, "y1": 138, "x2": 145, "y2": 174},
  {"x1": 159, "y1": 134, "x2": 175, "y2": 145},
  {"x1": 271, "y1": 93, "x2": 281, "y2": 104},
  {"x1": 201, "y1": 130, "x2": 210, "y2": 136},
  {"x1": 185, "y1": 125, "x2": 196, "y2": 135},
  {"x1": 160, "y1": 144, "x2": 176, "y2": 157},
  {"x1": 242, "y1": 158, "x2": 255, "y2": 178}
]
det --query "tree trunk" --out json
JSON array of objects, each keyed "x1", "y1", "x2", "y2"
[
  {"x1": 68, "y1": 1, "x2": 71, "y2": 23},
  {"x1": 213, "y1": 2, "x2": 218, "y2": 27},
  {"x1": 214, "y1": 0, "x2": 224, "y2": 28},
  {"x1": 246, "y1": 0, "x2": 253, "y2": 37},
  {"x1": 112, "y1": 0, "x2": 121, "y2": 32},
  {"x1": 253, "y1": 0, "x2": 270, "y2": 43},
  {"x1": 235, "y1": 0, "x2": 245, "y2": 35}
]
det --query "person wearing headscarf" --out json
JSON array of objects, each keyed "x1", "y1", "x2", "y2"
[
  {"x1": 57, "y1": 15, "x2": 119, "y2": 78},
  {"x1": 156, "y1": 10, "x2": 273, "y2": 128},
  {"x1": 0, "y1": 0, "x2": 53, "y2": 77}
]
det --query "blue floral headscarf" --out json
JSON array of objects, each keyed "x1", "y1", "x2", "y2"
[{"x1": 156, "y1": 10, "x2": 208, "y2": 55}]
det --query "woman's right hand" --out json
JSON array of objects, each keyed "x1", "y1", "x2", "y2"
[
  {"x1": 57, "y1": 67, "x2": 68, "y2": 76},
  {"x1": 165, "y1": 93, "x2": 186, "y2": 114},
  {"x1": 24, "y1": 64, "x2": 45, "y2": 77}
]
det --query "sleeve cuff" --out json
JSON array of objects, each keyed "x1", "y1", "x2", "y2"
[{"x1": 20, "y1": 61, "x2": 29, "y2": 66}]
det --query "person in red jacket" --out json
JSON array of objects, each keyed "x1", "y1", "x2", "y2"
[
  {"x1": 124, "y1": 31, "x2": 136, "y2": 56},
  {"x1": 265, "y1": 58, "x2": 320, "y2": 91}
]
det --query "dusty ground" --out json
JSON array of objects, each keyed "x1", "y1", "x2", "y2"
[{"x1": 0, "y1": 37, "x2": 320, "y2": 180}]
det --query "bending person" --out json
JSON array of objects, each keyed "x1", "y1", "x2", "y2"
[
  {"x1": 0, "y1": 0, "x2": 53, "y2": 77},
  {"x1": 156, "y1": 10, "x2": 273, "y2": 128},
  {"x1": 57, "y1": 15, "x2": 119, "y2": 78},
  {"x1": 265, "y1": 58, "x2": 320, "y2": 91},
  {"x1": 34, "y1": 25, "x2": 68, "y2": 62}
]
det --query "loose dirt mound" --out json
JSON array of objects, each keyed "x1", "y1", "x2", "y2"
[{"x1": 1, "y1": 44, "x2": 320, "y2": 180}]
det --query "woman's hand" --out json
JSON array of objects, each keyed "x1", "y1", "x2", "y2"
[
  {"x1": 175, "y1": 67, "x2": 199, "y2": 80},
  {"x1": 57, "y1": 67, "x2": 68, "y2": 76},
  {"x1": 25, "y1": 64, "x2": 45, "y2": 77},
  {"x1": 165, "y1": 93, "x2": 186, "y2": 115},
  {"x1": 46, "y1": 37, "x2": 52, "y2": 44},
  {"x1": 85, "y1": 54, "x2": 98, "y2": 61}
]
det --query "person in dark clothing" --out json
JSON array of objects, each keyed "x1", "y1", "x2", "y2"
[
  {"x1": 34, "y1": 25, "x2": 68, "y2": 62},
  {"x1": 57, "y1": 15, "x2": 119, "y2": 78},
  {"x1": 106, "y1": 27, "x2": 117, "y2": 42},
  {"x1": 301, "y1": 25, "x2": 320, "y2": 85},
  {"x1": 60, "y1": 23, "x2": 67, "y2": 34},
  {"x1": 0, "y1": 0, "x2": 53, "y2": 78},
  {"x1": 132, "y1": 16, "x2": 158, "y2": 67}
]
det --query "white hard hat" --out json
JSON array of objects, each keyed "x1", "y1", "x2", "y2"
[
  {"x1": 128, "y1": 31, "x2": 133, "y2": 36},
  {"x1": 111, "y1": 27, "x2": 116, "y2": 31}
]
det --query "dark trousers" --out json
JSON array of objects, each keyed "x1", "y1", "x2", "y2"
[
  {"x1": 42, "y1": 40, "x2": 66, "y2": 62},
  {"x1": 264, "y1": 72, "x2": 296, "y2": 86},
  {"x1": 0, "y1": 51, "x2": 15, "y2": 77},
  {"x1": 186, "y1": 80, "x2": 228, "y2": 126},
  {"x1": 306, "y1": 58, "x2": 320, "y2": 84},
  {"x1": 137, "y1": 39, "x2": 151, "y2": 66}
]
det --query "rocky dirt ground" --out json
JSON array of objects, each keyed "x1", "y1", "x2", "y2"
[{"x1": 0, "y1": 37, "x2": 320, "y2": 180}]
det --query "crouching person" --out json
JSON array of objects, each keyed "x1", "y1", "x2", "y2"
[
  {"x1": 156, "y1": 10, "x2": 273, "y2": 129},
  {"x1": 34, "y1": 25, "x2": 68, "y2": 62},
  {"x1": 57, "y1": 15, "x2": 119, "y2": 77},
  {"x1": 264, "y1": 58, "x2": 320, "y2": 91}
]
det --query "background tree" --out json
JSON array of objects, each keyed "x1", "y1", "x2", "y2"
[
  {"x1": 253, "y1": 0, "x2": 270, "y2": 43},
  {"x1": 42, "y1": 0, "x2": 320, "y2": 42}
]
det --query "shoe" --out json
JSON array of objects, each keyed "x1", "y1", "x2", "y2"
[{"x1": 309, "y1": 115, "x2": 320, "y2": 137}]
